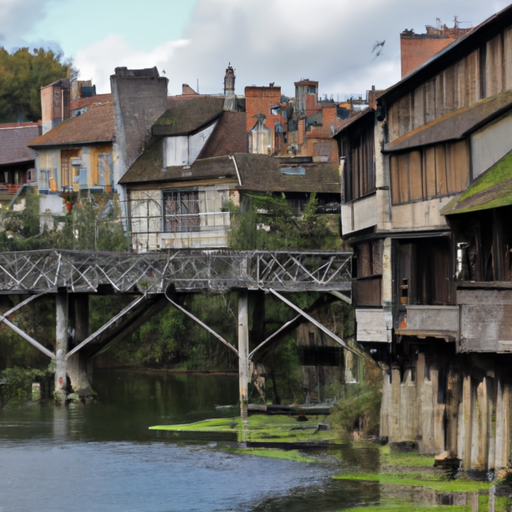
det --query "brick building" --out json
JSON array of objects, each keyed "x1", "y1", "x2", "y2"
[{"x1": 400, "y1": 19, "x2": 472, "y2": 78}]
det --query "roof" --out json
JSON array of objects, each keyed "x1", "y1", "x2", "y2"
[
  {"x1": 28, "y1": 102, "x2": 114, "y2": 148},
  {"x1": 378, "y1": 4, "x2": 512, "y2": 106},
  {"x1": 385, "y1": 89, "x2": 512, "y2": 152},
  {"x1": 153, "y1": 97, "x2": 225, "y2": 136},
  {"x1": 233, "y1": 153, "x2": 340, "y2": 194},
  {"x1": 332, "y1": 108, "x2": 374, "y2": 137},
  {"x1": 441, "y1": 150, "x2": 512, "y2": 215},
  {"x1": 198, "y1": 111, "x2": 247, "y2": 158},
  {"x1": 0, "y1": 123, "x2": 40, "y2": 165},
  {"x1": 120, "y1": 148, "x2": 340, "y2": 195}
]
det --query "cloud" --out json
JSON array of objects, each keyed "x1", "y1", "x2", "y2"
[
  {"x1": 0, "y1": 0, "x2": 55, "y2": 49},
  {"x1": 75, "y1": 0, "x2": 511, "y2": 97},
  {"x1": 75, "y1": 35, "x2": 189, "y2": 91}
]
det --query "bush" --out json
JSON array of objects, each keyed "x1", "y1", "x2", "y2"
[
  {"x1": 328, "y1": 383, "x2": 382, "y2": 439},
  {"x1": 0, "y1": 366, "x2": 50, "y2": 407}
]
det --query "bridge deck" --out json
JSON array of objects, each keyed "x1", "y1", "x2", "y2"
[{"x1": 0, "y1": 250, "x2": 352, "y2": 294}]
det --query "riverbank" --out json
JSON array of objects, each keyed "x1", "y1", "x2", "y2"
[{"x1": 336, "y1": 444, "x2": 512, "y2": 511}]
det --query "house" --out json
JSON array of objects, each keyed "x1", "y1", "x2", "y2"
[
  {"x1": 118, "y1": 94, "x2": 340, "y2": 252},
  {"x1": 29, "y1": 100, "x2": 115, "y2": 197},
  {"x1": 0, "y1": 122, "x2": 40, "y2": 203},
  {"x1": 336, "y1": 5, "x2": 512, "y2": 470},
  {"x1": 245, "y1": 79, "x2": 357, "y2": 162}
]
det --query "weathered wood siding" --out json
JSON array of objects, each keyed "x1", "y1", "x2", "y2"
[{"x1": 387, "y1": 31, "x2": 512, "y2": 143}]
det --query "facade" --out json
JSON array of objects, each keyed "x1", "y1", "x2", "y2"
[
  {"x1": 29, "y1": 101, "x2": 115, "y2": 197},
  {"x1": 119, "y1": 93, "x2": 340, "y2": 252},
  {"x1": 336, "y1": 4, "x2": 512, "y2": 472}
]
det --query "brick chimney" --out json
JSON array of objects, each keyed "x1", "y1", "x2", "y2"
[{"x1": 40, "y1": 79, "x2": 71, "y2": 135}]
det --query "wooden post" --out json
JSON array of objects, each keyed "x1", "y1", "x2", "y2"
[
  {"x1": 238, "y1": 289, "x2": 249, "y2": 436},
  {"x1": 54, "y1": 292, "x2": 68, "y2": 404},
  {"x1": 462, "y1": 374, "x2": 474, "y2": 471}
]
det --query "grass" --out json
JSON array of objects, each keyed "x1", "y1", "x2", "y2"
[{"x1": 150, "y1": 414, "x2": 338, "y2": 444}]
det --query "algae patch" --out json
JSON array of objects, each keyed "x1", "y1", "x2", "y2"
[{"x1": 150, "y1": 414, "x2": 337, "y2": 444}]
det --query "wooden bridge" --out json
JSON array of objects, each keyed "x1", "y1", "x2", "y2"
[{"x1": 0, "y1": 249, "x2": 361, "y2": 415}]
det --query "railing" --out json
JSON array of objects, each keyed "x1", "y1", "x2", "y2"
[{"x1": 0, "y1": 250, "x2": 352, "y2": 294}]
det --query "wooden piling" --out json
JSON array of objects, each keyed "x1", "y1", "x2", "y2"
[{"x1": 54, "y1": 292, "x2": 68, "y2": 404}]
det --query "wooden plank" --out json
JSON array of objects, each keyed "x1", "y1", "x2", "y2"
[
  {"x1": 387, "y1": 103, "x2": 400, "y2": 142},
  {"x1": 398, "y1": 94, "x2": 412, "y2": 137},
  {"x1": 504, "y1": 28, "x2": 512, "y2": 90},
  {"x1": 466, "y1": 50, "x2": 480, "y2": 104},
  {"x1": 425, "y1": 147, "x2": 437, "y2": 198},
  {"x1": 455, "y1": 58, "x2": 468, "y2": 109},
  {"x1": 442, "y1": 66, "x2": 456, "y2": 115},
  {"x1": 435, "y1": 144, "x2": 448, "y2": 196},
  {"x1": 425, "y1": 79, "x2": 436, "y2": 123},
  {"x1": 486, "y1": 34, "x2": 504, "y2": 98},
  {"x1": 390, "y1": 155, "x2": 400, "y2": 205},
  {"x1": 451, "y1": 140, "x2": 469, "y2": 192},
  {"x1": 398, "y1": 153, "x2": 410, "y2": 203},
  {"x1": 412, "y1": 85, "x2": 425, "y2": 129},
  {"x1": 408, "y1": 150, "x2": 423, "y2": 201}
]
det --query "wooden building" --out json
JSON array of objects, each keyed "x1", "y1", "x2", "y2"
[{"x1": 336, "y1": 4, "x2": 512, "y2": 473}]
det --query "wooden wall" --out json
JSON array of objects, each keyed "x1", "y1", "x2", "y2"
[{"x1": 388, "y1": 28, "x2": 512, "y2": 143}]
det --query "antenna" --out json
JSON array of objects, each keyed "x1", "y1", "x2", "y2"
[{"x1": 197, "y1": 79, "x2": 199, "y2": 94}]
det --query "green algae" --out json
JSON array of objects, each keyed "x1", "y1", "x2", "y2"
[
  {"x1": 150, "y1": 414, "x2": 338, "y2": 444},
  {"x1": 231, "y1": 447, "x2": 317, "y2": 463},
  {"x1": 334, "y1": 473, "x2": 492, "y2": 493},
  {"x1": 340, "y1": 506, "x2": 470, "y2": 512}
]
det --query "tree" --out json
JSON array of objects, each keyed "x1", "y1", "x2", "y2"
[{"x1": 0, "y1": 47, "x2": 73, "y2": 123}]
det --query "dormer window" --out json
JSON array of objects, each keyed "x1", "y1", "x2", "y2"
[{"x1": 163, "y1": 122, "x2": 217, "y2": 167}]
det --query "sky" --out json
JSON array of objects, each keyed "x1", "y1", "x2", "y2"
[{"x1": 1, "y1": 0, "x2": 511, "y2": 98}]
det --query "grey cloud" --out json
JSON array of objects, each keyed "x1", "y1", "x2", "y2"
[{"x1": 164, "y1": 0, "x2": 511, "y2": 98}]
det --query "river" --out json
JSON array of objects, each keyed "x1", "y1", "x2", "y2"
[{"x1": 0, "y1": 370, "x2": 381, "y2": 512}]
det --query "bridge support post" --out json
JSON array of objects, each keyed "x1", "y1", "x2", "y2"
[
  {"x1": 67, "y1": 294, "x2": 93, "y2": 398},
  {"x1": 238, "y1": 290, "x2": 249, "y2": 430},
  {"x1": 54, "y1": 292, "x2": 68, "y2": 404}
]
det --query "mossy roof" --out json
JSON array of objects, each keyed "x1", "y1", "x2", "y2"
[
  {"x1": 152, "y1": 97, "x2": 225, "y2": 136},
  {"x1": 441, "y1": 150, "x2": 512, "y2": 215},
  {"x1": 120, "y1": 147, "x2": 340, "y2": 194}
]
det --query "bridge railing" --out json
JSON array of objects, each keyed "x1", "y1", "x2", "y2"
[{"x1": 0, "y1": 250, "x2": 352, "y2": 294}]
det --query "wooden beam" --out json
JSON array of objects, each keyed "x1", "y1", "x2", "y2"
[
  {"x1": 65, "y1": 295, "x2": 146, "y2": 360},
  {"x1": 266, "y1": 288, "x2": 375, "y2": 363}
]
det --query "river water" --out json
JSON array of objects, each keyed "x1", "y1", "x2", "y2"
[{"x1": 0, "y1": 370, "x2": 381, "y2": 512}]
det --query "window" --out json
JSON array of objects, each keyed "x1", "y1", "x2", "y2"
[{"x1": 163, "y1": 190, "x2": 200, "y2": 232}]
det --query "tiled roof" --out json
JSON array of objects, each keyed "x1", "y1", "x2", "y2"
[
  {"x1": 153, "y1": 97, "x2": 225, "y2": 136},
  {"x1": 198, "y1": 111, "x2": 248, "y2": 158},
  {"x1": 234, "y1": 153, "x2": 340, "y2": 194},
  {"x1": 0, "y1": 123, "x2": 40, "y2": 165},
  {"x1": 120, "y1": 146, "x2": 340, "y2": 194},
  {"x1": 28, "y1": 102, "x2": 114, "y2": 147}
]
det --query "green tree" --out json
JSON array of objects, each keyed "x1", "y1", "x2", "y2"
[{"x1": 0, "y1": 47, "x2": 73, "y2": 122}]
